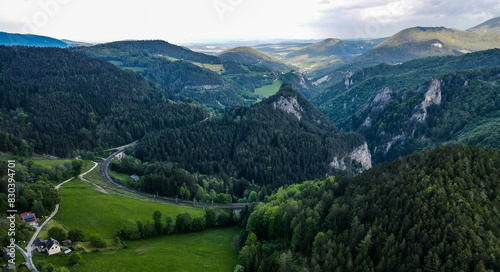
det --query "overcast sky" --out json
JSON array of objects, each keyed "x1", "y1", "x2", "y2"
[{"x1": 0, "y1": 0, "x2": 498, "y2": 44}]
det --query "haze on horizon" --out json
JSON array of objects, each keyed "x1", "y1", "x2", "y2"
[{"x1": 0, "y1": 0, "x2": 499, "y2": 44}]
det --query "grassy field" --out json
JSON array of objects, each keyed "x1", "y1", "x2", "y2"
[
  {"x1": 254, "y1": 80, "x2": 282, "y2": 98},
  {"x1": 34, "y1": 227, "x2": 240, "y2": 272},
  {"x1": 122, "y1": 67, "x2": 146, "y2": 72},
  {"x1": 55, "y1": 178, "x2": 204, "y2": 238},
  {"x1": 192, "y1": 62, "x2": 225, "y2": 74},
  {"x1": 108, "y1": 60, "x2": 123, "y2": 66},
  {"x1": 109, "y1": 170, "x2": 131, "y2": 184},
  {"x1": 32, "y1": 158, "x2": 94, "y2": 174},
  {"x1": 38, "y1": 219, "x2": 68, "y2": 239}
]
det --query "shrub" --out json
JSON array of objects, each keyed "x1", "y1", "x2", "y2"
[{"x1": 68, "y1": 252, "x2": 82, "y2": 265}]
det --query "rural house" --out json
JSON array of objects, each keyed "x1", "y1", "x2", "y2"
[
  {"x1": 45, "y1": 238, "x2": 61, "y2": 255},
  {"x1": 34, "y1": 238, "x2": 47, "y2": 252},
  {"x1": 20, "y1": 212, "x2": 37, "y2": 227}
]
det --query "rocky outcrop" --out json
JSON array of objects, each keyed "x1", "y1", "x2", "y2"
[
  {"x1": 350, "y1": 142, "x2": 372, "y2": 170},
  {"x1": 345, "y1": 71, "x2": 354, "y2": 89},
  {"x1": 313, "y1": 75, "x2": 331, "y2": 86},
  {"x1": 330, "y1": 142, "x2": 372, "y2": 173},
  {"x1": 411, "y1": 79, "x2": 442, "y2": 122},
  {"x1": 273, "y1": 96, "x2": 303, "y2": 120}
]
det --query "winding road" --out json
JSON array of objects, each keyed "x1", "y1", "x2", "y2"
[
  {"x1": 100, "y1": 146, "x2": 251, "y2": 208},
  {"x1": 16, "y1": 143, "x2": 250, "y2": 270},
  {"x1": 18, "y1": 162, "x2": 98, "y2": 272}
]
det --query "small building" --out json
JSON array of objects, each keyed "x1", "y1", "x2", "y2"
[
  {"x1": 34, "y1": 238, "x2": 47, "y2": 252},
  {"x1": 20, "y1": 212, "x2": 37, "y2": 227},
  {"x1": 62, "y1": 240, "x2": 72, "y2": 246},
  {"x1": 24, "y1": 177, "x2": 39, "y2": 183},
  {"x1": 130, "y1": 174, "x2": 140, "y2": 182},
  {"x1": 45, "y1": 238, "x2": 61, "y2": 256},
  {"x1": 115, "y1": 152, "x2": 126, "y2": 160}
]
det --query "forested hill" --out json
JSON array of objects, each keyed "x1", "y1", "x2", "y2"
[
  {"x1": 91, "y1": 40, "x2": 221, "y2": 64},
  {"x1": 75, "y1": 41, "x2": 279, "y2": 108},
  {"x1": 0, "y1": 46, "x2": 206, "y2": 157},
  {"x1": 0, "y1": 31, "x2": 68, "y2": 48},
  {"x1": 218, "y1": 46, "x2": 295, "y2": 72},
  {"x1": 312, "y1": 49, "x2": 500, "y2": 164},
  {"x1": 237, "y1": 145, "x2": 500, "y2": 272},
  {"x1": 135, "y1": 84, "x2": 370, "y2": 190}
]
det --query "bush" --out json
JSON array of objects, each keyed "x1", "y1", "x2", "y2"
[
  {"x1": 191, "y1": 217, "x2": 206, "y2": 232},
  {"x1": 89, "y1": 235, "x2": 106, "y2": 248},
  {"x1": 175, "y1": 212, "x2": 192, "y2": 233},
  {"x1": 68, "y1": 252, "x2": 82, "y2": 265},
  {"x1": 47, "y1": 227, "x2": 66, "y2": 242},
  {"x1": 204, "y1": 207, "x2": 217, "y2": 228},
  {"x1": 67, "y1": 228, "x2": 84, "y2": 242}
]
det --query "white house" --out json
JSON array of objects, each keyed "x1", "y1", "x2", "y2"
[{"x1": 45, "y1": 238, "x2": 61, "y2": 256}]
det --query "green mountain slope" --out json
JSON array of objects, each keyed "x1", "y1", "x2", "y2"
[
  {"x1": 75, "y1": 41, "x2": 279, "y2": 108},
  {"x1": 95, "y1": 40, "x2": 222, "y2": 63},
  {"x1": 238, "y1": 145, "x2": 500, "y2": 272},
  {"x1": 312, "y1": 49, "x2": 500, "y2": 164},
  {"x1": 468, "y1": 16, "x2": 500, "y2": 34},
  {"x1": 0, "y1": 32, "x2": 67, "y2": 47},
  {"x1": 0, "y1": 46, "x2": 206, "y2": 157},
  {"x1": 284, "y1": 38, "x2": 382, "y2": 76},
  {"x1": 219, "y1": 46, "x2": 295, "y2": 72},
  {"x1": 358, "y1": 26, "x2": 500, "y2": 66},
  {"x1": 135, "y1": 84, "x2": 371, "y2": 190}
]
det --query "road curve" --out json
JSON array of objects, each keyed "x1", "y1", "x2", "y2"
[
  {"x1": 19, "y1": 162, "x2": 99, "y2": 272},
  {"x1": 101, "y1": 148, "x2": 251, "y2": 208}
]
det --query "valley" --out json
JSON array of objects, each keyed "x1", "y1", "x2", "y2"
[{"x1": 0, "y1": 9, "x2": 500, "y2": 272}]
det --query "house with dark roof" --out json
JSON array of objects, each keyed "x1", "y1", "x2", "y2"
[
  {"x1": 20, "y1": 212, "x2": 37, "y2": 227},
  {"x1": 34, "y1": 238, "x2": 47, "y2": 252},
  {"x1": 45, "y1": 238, "x2": 61, "y2": 255}
]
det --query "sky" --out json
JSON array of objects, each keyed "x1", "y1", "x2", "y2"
[{"x1": 0, "y1": 0, "x2": 499, "y2": 44}]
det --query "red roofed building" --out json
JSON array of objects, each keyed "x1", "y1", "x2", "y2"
[{"x1": 20, "y1": 212, "x2": 38, "y2": 227}]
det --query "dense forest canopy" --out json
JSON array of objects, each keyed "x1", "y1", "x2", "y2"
[
  {"x1": 0, "y1": 46, "x2": 206, "y2": 157},
  {"x1": 237, "y1": 145, "x2": 500, "y2": 272},
  {"x1": 134, "y1": 84, "x2": 368, "y2": 192}
]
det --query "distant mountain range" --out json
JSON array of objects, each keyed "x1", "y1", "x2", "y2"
[
  {"x1": 0, "y1": 32, "x2": 92, "y2": 47},
  {"x1": 311, "y1": 17, "x2": 500, "y2": 87},
  {"x1": 356, "y1": 26, "x2": 500, "y2": 66},
  {"x1": 218, "y1": 46, "x2": 295, "y2": 72},
  {"x1": 468, "y1": 16, "x2": 500, "y2": 34},
  {"x1": 0, "y1": 32, "x2": 68, "y2": 47},
  {"x1": 282, "y1": 38, "x2": 384, "y2": 76}
]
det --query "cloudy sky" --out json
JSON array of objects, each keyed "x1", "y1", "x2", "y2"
[{"x1": 0, "y1": 0, "x2": 498, "y2": 43}]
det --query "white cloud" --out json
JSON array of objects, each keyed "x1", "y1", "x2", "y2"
[{"x1": 0, "y1": 0, "x2": 498, "y2": 42}]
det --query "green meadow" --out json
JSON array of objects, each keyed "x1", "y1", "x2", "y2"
[
  {"x1": 54, "y1": 178, "x2": 204, "y2": 238},
  {"x1": 254, "y1": 79, "x2": 282, "y2": 98},
  {"x1": 34, "y1": 227, "x2": 240, "y2": 272}
]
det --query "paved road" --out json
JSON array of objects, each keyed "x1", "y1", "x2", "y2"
[
  {"x1": 15, "y1": 244, "x2": 36, "y2": 270},
  {"x1": 18, "y1": 162, "x2": 99, "y2": 272},
  {"x1": 101, "y1": 148, "x2": 251, "y2": 208}
]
